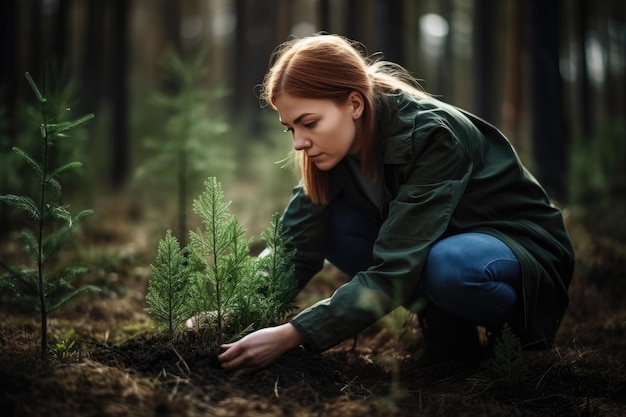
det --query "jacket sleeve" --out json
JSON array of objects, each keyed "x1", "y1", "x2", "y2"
[
  {"x1": 290, "y1": 128, "x2": 474, "y2": 352},
  {"x1": 281, "y1": 185, "x2": 330, "y2": 290}
]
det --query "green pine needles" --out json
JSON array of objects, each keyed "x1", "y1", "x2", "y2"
[
  {"x1": 136, "y1": 47, "x2": 233, "y2": 248},
  {"x1": 145, "y1": 230, "x2": 192, "y2": 340},
  {"x1": 0, "y1": 72, "x2": 97, "y2": 362},
  {"x1": 146, "y1": 177, "x2": 297, "y2": 345},
  {"x1": 485, "y1": 323, "x2": 529, "y2": 386}
]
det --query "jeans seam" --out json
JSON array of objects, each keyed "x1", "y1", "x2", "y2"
[{"x1": 478, "y1": 258, "x2": 520, "y2": 312}]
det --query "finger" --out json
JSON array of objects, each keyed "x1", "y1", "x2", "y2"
[
  {"x1": 219, "y1": 343, "x2": 233, "y2": 352},
  {"x1": 217, "y1": 348, "x2": 234, "y2": 363},
  {"x1": 218, "y1": 343, "x2": 243, "y2": 365},
  {"x1": 220, "y1": 347, "x2": 256, "y2": 371},
  {"x1": 221, "y1": 356, "x2": 246, "y2": 371}
]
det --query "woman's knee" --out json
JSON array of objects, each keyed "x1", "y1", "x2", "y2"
[
  {"x1": 421, "y1": 241, "x2": 468, "y2": 296},
  {"x1": 419, "y1": 233, "x2": 522, "y2": 323}
]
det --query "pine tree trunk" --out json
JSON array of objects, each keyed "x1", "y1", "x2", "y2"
[{"x1": 530, "y1": 0, "x2": 567, "y2": 202}]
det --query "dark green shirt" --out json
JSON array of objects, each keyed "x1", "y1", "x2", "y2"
[{"x1": 283, "y1": 93, "x2": 575, "y2": 352}]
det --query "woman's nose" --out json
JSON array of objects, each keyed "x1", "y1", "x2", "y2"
[{"x1": 293, "y1": 135, "x2": 310, "y2": 151}]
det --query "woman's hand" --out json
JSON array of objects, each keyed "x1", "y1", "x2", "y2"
[{"x1": 218, "y1": 323, "x2": 304, "y2": 372}]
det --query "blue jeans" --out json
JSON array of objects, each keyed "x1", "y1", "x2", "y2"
[{"x1": 326, "y1": 199, "x2": 521, "y2": 326}]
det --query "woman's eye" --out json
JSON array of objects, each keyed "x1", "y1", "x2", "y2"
[
  {"x1": 304, "y1": 122, "x2": 316, "y2": 129},
  {"x1": 283, "y1": 127, "x2": 293, "y2": 133}
]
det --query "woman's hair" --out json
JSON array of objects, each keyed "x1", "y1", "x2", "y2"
[{"x1": 261, "y1": 34, "x2": 425, "y2": 205}]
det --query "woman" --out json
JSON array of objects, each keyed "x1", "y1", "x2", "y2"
[{"x1": 218, "y1": 34, "x2": 575, "y2": 372}]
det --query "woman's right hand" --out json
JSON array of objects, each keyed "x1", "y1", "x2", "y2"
[{"x1": 218, "y1": 323, "x2": 304, "y2": 372}]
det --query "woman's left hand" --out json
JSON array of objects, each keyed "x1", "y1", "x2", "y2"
[{"x1": 218, "y1": 323, "x2": 304, "y2": 372}]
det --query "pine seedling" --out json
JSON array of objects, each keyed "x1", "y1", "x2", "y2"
[
  {"x1": 146, "y1": 178, "x2": 299, "y2": 344},
  {"x1": 251, "y1": 212, "x2": 298, "y2": 325},
  {"x1": 0, "y1": 72, "x2": 97, "y2": 362},
  {"x1": 136, "y1": 47, "x2": 233, "y2": 247},
  {"x1": 485, "y1": 323, "x2": 529, "y2": 387},
  {"x1": 187, "y1": 177, "x2": 252, "y2": 341},
  {"x1": 146, "y1": 229, "x2": 192, "y2": 339}
]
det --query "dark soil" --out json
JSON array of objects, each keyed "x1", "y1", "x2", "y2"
[{"x1": 1, "y1": 197, "x2": 625, "y2": 417}]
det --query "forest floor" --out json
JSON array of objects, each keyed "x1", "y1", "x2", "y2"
[{"x1": 0, "y1": 192, "x2": 625, "y2": 417}]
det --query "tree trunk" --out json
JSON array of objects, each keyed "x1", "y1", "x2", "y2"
[
  {"x1": 531, "y1": 0, "x2": 567, "y2": 202},
  {"x1": 82, "y1": 0, "x2": 105, "y2": 114},
  {"x1": 319, "y1": 0, "x2": 331, "y2": 33},
  {"x1": 501, "y1": 0, "x2": 524, "y2": 146},
  {"x1": 376, "y1": 0, "x2": 405, "y2": 65},
  {"x1": 474, "y1": 0, "x2": 496, "y2": 121},
  {"x1": 0, "y1": 0, "x2": 19, "y2": 237},
  {"x1": 230, "y1": 0, "x2": 246, "y2": 122},
  {"x1": 28, "y1": 0, "x2": 44, "y2": 84},
  {"x1": 109, "y1": 0, "x2": 130, "y2": 186},
  {"x1": 577, "y1": 0, "x2": 592, "y2": 140},
  {"x1": 0, "y1": 0, "x2": 18, "y2": 138},
  {"x1": 53, "y1": 0, "x2": 70, "y2": 71},
  {"x1": 438, "y1": 0, "x2": 453, "y2": 100}
]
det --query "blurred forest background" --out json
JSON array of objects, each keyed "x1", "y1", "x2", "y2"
[{"x1": 0, "y1": 0, "x2": 624, "y2": 248}]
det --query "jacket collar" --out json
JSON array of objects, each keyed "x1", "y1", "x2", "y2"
[{"x1": 376, "y1": 92, "x2": 419, "y2": 165}]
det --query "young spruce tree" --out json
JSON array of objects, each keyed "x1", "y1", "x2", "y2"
[
  {"x1": 136, "y1": 47, "x2": 232, "y2": 247},
  {"x1": 145, "y1": 230, "x2": 192, "y2": 340},
  {"x1": 485, "y1": 323, "x2": 529, "y2": 387},
  {"x1": 247, "y1": 212, "x2": 298, "y2": 326},
  {"x1": 0, "y1": 72, "x2": 96, "y2": 361},
  {"x1": 187, "y1": 177, "x2": 251, "y2": 342},
  {"x1": 145, "y1": 177, "x2": 298, "y2": 345}
]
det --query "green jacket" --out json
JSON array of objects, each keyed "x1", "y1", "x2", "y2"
[{"x1": 284, "y1": 92, "x2": 575, "y2": 353}]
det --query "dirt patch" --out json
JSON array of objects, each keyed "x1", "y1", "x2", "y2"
[{"x1": 1, "y1": 199, "x2": 625, "y2": 416}]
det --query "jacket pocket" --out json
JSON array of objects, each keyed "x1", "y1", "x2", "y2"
[{"x1": 383, "y1": 181, "x2": 455, "y2": 241}]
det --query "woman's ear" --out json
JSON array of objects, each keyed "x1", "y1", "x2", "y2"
[{"x1": 348, "y1": 91, "x2": 364, "y2": 119}]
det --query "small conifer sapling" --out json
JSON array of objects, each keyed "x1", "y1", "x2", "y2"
[
  {"x1": 146, "y1": 230, "x2": 192, "y2": 339},
  {"x1": 145, "y1": 177, "x2": 298, "y2": 345},
  {"x1": 0, "y1": 71, "x2": 97, "y2": 361},
  {"x1": 137, "y1": 48, "x2": 231, "y2": 247},
  {"x1": 187, "y1": 177, "x2": 252, "y2": 341},
  {"x1": 250, "y1": 212, "x2": 298, "y2": 325},
  {"x1": 485, "y1": 323, "x2": 529, "y2": 387}
]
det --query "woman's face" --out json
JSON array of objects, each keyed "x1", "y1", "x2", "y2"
[{"x1": 274, "y1": 92, "x2": 363, "y2": 171}]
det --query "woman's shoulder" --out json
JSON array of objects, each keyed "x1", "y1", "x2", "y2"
[{"x1": 386, "y1": 93, "x2": 457, "y2": 139}]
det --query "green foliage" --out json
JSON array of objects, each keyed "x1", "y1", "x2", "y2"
[
  {"x1": 145, "y1": 177, "x2": 298, "y2": 345},
  {"x1": 250, "y1": 212, "x2": 298, "y2": 324},
  {"x1": 485, "y1": 323, "x2": 528, "y2": 386},
  {"x1": 569, "y1": 120, "x2": 625, "y2": 200},
  {"x1": 135, "y1": 47, "x2": 234, "y2": 246},
  {"x1": 187, "y1": 177, "x2": 252, "y2": 340},
  {"x1": 48, "y1": 338, "x2": 78, "y2": 362},
  {"x1": 569, "y1": 120, "x2": 626, "y2": 242},
  {"x1": 0, "y1": 71, "x2": 98, "y2": 361},
  {"x1": 145, "y1": 230, "x2": 192, "y2": 339},
  {"x1": 1, "y1": 68, "x2": 90, "y2": 220}
]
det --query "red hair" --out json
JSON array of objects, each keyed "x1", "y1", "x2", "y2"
[{"x1": 261, "y1": 34, "x2": 424, "y2": 205}]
